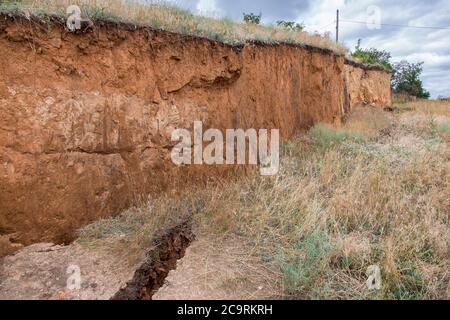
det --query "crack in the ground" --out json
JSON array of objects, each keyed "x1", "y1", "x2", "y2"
[{"x1": 111, "y1": 219, "x2": 195, "y2": 300}]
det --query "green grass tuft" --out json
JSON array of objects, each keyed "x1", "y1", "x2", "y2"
[{"x1": 310, "y1": 124, "x2": 366, "y2": 149}]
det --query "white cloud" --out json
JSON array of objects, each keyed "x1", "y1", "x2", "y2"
[
  {"x1": 196, "y1": 0, "x2": 224, "y2": 18},
  {"x1": 296, "y1": 0, "x2": 450, "y2": 97},
  {"x1": 404, "y1": 53, "x2": 450, "y2": 66}
]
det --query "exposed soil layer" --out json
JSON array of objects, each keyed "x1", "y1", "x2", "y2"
[{"x1": 0, "y1": 14, "x2": 392, "y2": 252}]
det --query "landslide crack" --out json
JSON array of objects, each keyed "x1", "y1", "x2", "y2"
[{"x1": 111, "y1": 218, "x2": 195, "y2": 300}]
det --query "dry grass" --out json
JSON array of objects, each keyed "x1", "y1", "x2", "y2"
[
  {"x1": 77, "y1": 194, "x2": 192, "y2": 266},
  {"x1": 79, "y1": 101, "x2": 449, "y2": 299},
  {"x1": 390, "y1": 100, "x2": 450, "y2": 117},
  {"x1": 192, "y1": 102, "x2": 449, "y2": 299},
  {"x1": 1, "y1": 0, "x2": 345, "y2": 53}
]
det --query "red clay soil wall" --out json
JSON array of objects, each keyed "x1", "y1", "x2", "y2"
[
  {"x1": 344, "y1": 62, "x2": 392, "y2": 111},
  {"x1": 0, "y1": 16, "x2": 391, "y2": 251}
]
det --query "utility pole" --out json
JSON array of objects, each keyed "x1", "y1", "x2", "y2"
[{"x1": 336, "y1": 9, "x2": 340, "y2": 43}]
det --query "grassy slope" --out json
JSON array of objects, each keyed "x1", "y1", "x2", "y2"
[
  {"x1": 1, "y1": 0, "x2": 346, "y2": 52},
  {"x1": 81, "y1": 100, "x2": 449, "y2": 300}
]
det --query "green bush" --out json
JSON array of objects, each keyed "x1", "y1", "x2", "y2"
[
  {"x1": 351, "y1": 40, "x2": 393, "y2": 71},
  {"x1": 392, "y1": 61, "x2": 431, "y2": 99},
  {"x1": 243, "y1": 12, "x2": 261, "y2": 25},
  {"x1": 276, "y1": 20, "x2": 304, "y2": 31}
]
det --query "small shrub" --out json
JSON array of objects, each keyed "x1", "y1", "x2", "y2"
[
  {"x1": 282, "y1": 229, "x2": 334, "y2": 296},
  {"x1": 243, "y1": 12, "x2": 261, "y2": 25},
  {"x1": 276, "y1": 20, "x2": 304, "y2": 31},
  {"x1": 351, "y1": 39, "x2": 393, "y2": 71}
]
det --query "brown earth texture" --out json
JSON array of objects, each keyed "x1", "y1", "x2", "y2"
[{"x1": 0, "y1": 15, "x2": 391, "y2": 254}]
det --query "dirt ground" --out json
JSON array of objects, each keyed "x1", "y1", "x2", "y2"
[
  {"x1": 154, "y1": 236, "x2": 282, "y2": 300},
  {"x1": 0, "y1": 242, "x2": 136, "y2": 300}
]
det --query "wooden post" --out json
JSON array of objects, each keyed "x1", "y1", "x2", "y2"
[{"x1": 336, "y1": 9, "x2": 340, "y2": 43}]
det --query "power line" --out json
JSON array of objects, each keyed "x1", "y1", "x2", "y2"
[
  {"x1": 315, "y1": 21, "x2": 336, "y2": 32},
  {"x1": 340, "y1": 19, "x2": 450, "y2": 30}
]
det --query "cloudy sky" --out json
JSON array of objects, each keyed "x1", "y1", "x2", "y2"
[{"x1": 161, "y1": 0, "x2": 450, "y2": 98}]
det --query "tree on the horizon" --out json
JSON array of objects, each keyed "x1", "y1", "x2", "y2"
[
  {"x1": 392, "y1": 61, "x2": 430, "y2": 99},
  {"x1": 352, "y1": 40, "x2": 430, "y2": 99}
]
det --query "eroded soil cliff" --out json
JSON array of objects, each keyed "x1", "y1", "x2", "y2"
[{"x1": 0, "y1": 15, "x2": 391, "y2": 252}]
